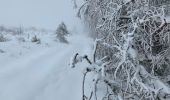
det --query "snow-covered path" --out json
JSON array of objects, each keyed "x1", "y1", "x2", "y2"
[{"x1": 0, "y1": 35, "x2": 93, "y2": 100}]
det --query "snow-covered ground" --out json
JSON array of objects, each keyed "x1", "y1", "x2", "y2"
[{"x1": 0, "y1": 32, "x2": 93, "y2": 100}]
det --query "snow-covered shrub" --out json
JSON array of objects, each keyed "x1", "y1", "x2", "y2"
[
  {"x1": 31, "y1": 35, "x2": 41, "y2": 44},
  {"x1": 56, "y1": 22, "x2": 69, "y2": 43},
  {"x1": 0, "y1": 34, "x2": 8, "y2": 42},
  {"x1": 74, "y1": 0, "x2": 170, "y2": 99}
]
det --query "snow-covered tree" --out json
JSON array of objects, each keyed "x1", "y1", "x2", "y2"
[
  {"x1": 56, "y1": 22, "x2": 69, "y2": 43},
  {"x1": 73, "y1": 0, "x2": 170, "y2": 99}
]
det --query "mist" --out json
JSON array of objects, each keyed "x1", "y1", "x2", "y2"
[{"x1": 0, "y1": 0, "x2": 81, "y2": 31}]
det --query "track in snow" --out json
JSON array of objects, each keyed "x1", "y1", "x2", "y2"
[{"x1": 0, "y1": 35, "x2": 93, "y2": 100}]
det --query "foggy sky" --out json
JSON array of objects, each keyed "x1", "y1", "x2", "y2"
[{"x1": 0, "y1": 0, "x2": 80, "y2": 30}]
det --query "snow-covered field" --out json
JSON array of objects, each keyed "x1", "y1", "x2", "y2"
[{"x1": 0, "y1": 32, "x2": 93, "y2": 100}]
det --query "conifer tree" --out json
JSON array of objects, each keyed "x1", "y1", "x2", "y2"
[{"x1": 56, "y1": 22, "x2": 69, "y2": 43}]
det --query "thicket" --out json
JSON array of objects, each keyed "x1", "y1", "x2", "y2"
[{"x1": 73, "y1": 0, "x2": 170, "y2": 99}]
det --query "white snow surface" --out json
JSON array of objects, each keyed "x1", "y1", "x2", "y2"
[{"x1": 0, "y1": 33, "x2": 93, "y2": 100}]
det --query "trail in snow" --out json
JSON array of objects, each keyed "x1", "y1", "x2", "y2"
[{"x1": 0, "y1": 34, "x2": 93, "y2": 100}]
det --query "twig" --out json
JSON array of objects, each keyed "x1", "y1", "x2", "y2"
[
  {"x1": 83, "y1": 70, "x2": 90, "y2": 100},
  {"x1": 108, "y1": 94, "x2": 114, "y2": 100},
  {"x1": 152, "y1": 19, "x2": 167, "y2": 35},
  {"x1": 77, "y1": 2, "x2": 88, "y2": 18},
  {"x1": 94, "y1": 79, "x2": 99, "y2": 100},
  {"x1": 93, "y1": 40, "x2": 98, "y2": 63},
  {"x1": 83, "y1": 55, "x2": 92, "y2": 65},
  {"x1": 89, "y1": 91, "x2": 93, "y2": 100},
  {"x1": 71, "y1": 53, "x2": 79, "y2": 68}
]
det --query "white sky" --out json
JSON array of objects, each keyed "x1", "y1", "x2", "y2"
[{"x1": 0, "y1": 0, "x2": 81, "y2": 30}]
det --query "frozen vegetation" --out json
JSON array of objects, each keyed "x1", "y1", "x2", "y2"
[
  {"x1": 72, "y1": 0, "x2": 170, "y2": 100},
  {"x1": 0, "y1": 0, "x2": 170, "y2": 100}
]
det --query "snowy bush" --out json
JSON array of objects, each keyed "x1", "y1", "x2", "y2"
[
  {"x1": 0, "y1": 34, "x2": 8, "y2": 42},
  {"x1": 73, "y1": 0, "x2": 170, "y2": 99},
  {"x1": 56, "y1": 22, "x2": 69, "y2": 43},
  {"x1": 31, "y1": 35, "x2": 41, "y2": 44}
]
